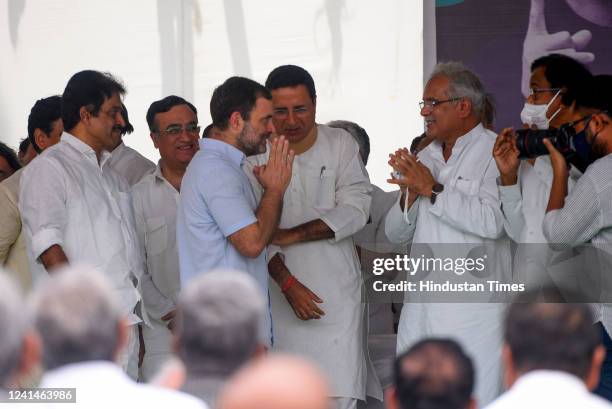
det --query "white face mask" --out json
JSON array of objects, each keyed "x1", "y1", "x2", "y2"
[{"x1": 520, "y1": 89, "x2": 562, "y2": 129}]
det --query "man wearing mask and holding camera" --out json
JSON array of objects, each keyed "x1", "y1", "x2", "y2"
[
  {"x1": 492, "y1": 54, "x2": 594, "y2": 289},
  {"x1": 542, "y1": 75, "x2": 612, "y2": 401}
]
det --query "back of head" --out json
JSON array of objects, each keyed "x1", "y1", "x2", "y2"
[
  {"x1": 327, "y1": 120, "x2": 370, "y2": 165},
  {"x1": 265, "y1": 65, "x2": 317, "y2": 102},
  {"x1": 0, "y1": 142, "x2": 21, "y2": 174},
  {"x1": 210, "y1": 77, "x2": 270, "y2": 131},
  {"x1": 218, "y1": 354, "x2": 329, "y2": 409},
  {"x1": 177, "y1": 270, "x2": 265, "y2": 374},
  {"x1": 61, "y1": 70, "x2": 126, "y2": 132},
  {"x1": 394, "y1": 338, "x2": 474, "y2": 409},
  {"x1": 505, "y1": 290, "x2": 599, "y2": 378},
  {"x1": 531, "y1": 54, "x2": 592, "y2": 108},
  {"x1": 146, "y1": 95, "x2": 198, "y2": 133},
  {"x1": 31, "y1": 265, "x2": 122, "y2": 370},
  {"x1": 0, "y1": 271, "x2": 29, "y2": 388},
  {"x1": 431, "y1": 62, "x2": 485, "y2": 118},
  {"x1": 28, "y1": 95, "x2": 62, "y2": 153}
]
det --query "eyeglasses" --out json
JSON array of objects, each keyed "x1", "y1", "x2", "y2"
[
  {"x1": 419, "y1": 97, "x2": 462, "y2": 110},
  {"x1": 529, "y1": 88, "x2": 561, "y2": 96},
  {"x1": 158, "y1": 123, "x2": 200, "y2": 136}
]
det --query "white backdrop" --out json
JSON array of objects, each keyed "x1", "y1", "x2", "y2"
[{"x1": 0, "y1": 0, "x2": 424, "y2": 190}]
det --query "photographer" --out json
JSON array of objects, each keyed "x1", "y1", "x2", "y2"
[
  {"x1": 493, "y1": 54, "x2": 594, "y2": 287},
  {"x1": 542, "y1": 74, "x2": 612, "y2": 401}
]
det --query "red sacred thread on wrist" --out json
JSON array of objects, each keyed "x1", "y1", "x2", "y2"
[{"x1": 281, "y1": 275, "x2": 297, "y2": 293}]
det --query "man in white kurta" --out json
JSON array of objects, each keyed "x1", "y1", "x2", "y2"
[
  {"x1": 385, "y1": 63, "x2": 509, "y2": 406},
  {"x1": 248, "y1": 64, "x2": 378, "y2": 409},
  {"x1": 132, "y1": 95, "x2": 200, "y2": 380}
]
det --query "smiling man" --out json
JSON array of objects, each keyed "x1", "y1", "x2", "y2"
[
  {"x1": 245, "y1": 65, "x2": 376, "y2": 409},
  {"x1": 385, "y1": 62, "x2": 508, "y2": 405},
  {"x1": 132, "y1": 95, "x2": 199, "y2": 381},
  {"x1": 19, "y1": 70, "x2": 145, "y2": 379},
  {"x1": 177, "y1": 76, "x2": 294, "y2": 348}
]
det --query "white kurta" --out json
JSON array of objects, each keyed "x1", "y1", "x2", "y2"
[
  {"x1": 385, "y1": 124, "x2": 510, "y2": 407},
  {"x1": 246, "y1": 125, "x2": 378, "y2": 400},
  {"x1": 109, "y1": 141, "x2": 156, "y2": 187}
]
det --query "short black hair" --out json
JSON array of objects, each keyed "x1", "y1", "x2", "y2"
[
  {"x1": 395, "y1": 338, "x2": 474, "y2": 409},
  {"x1": 201, "y1": 123, "x2": 214, "y2": 138},
  {"x1": 61, "y1": 70, "x2": 126, "y2": 132},
  {"x1": 327, "y1": 120, "x2": 370, "y2": 165},
  {"x1": 265, "y1": 65, "x2": 317, "y2": 102},
  {"x1": 0, "y1": 142, "x2": 21, "y2": 173},
  {"x1": 120, "y1": 103, "x2": 134, "y2": 136},
  {"x1": 28, "y1": 95, "x2": 62, "y2": 153},
  {"x1": 531, "y1": 54, "x2": 592, "y2": 108},
  {"x1": 210, "y1": 77, "x2": 271, "y2": 131},
  {"x1": 18, "y1": 138, "x2": 30, "y2": 156},
  {"x1": 580, "y1": 75, "x2": 612, "y2": 114},
  {"x1": 505, "y1": 289, "x2": 600, "y2": 379},
  {"x1": 146, "y1": 95, "x2": 198, "y2": 133}
]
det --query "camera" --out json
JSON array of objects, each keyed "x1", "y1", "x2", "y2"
[{"x1": 515, "y1": 125, "x2": 590, "y2": 172}]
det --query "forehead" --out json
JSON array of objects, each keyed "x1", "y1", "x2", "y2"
[
  {"x1": 155, "y1": 104, "x2": 197, "y2": 127},
  {"x1": 270, "y1": 85, "x2": 313, "y2": 107},
  {"x1": 423, "y1": 75, "x2": 450, "y2": 98},
  {"x1": 530, "y1": 66, "x2": 551, "y2": 87},
  {"x1": 250, "y1": 97, "x2": 273, "y2": 118}
]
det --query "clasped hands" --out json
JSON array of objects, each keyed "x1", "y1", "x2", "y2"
[{"x1": 387, "y1": 148, "x2": 436, "y2": 198}]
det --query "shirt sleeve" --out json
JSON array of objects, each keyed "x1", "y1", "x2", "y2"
[
  {"x1": 428, "y1": 158, "x2": 505, "y2": 239},
  {"x1": 320, "y1": 136, "x2": 372, "y2": 242},
  {"x1": 19, "y1": 158, "x2": 67, "y2": 261},
  {"x1": 543, "y1": 171, "x2": 603, "y2": 245},
  {"x1": 498, "y1": 180, "x2": 524, "y2": 242},
  {"x1": 0, "y1": 184, "x2": 21, "y2": 263},
  {"x1": 201, "y1": 164, "x2": 257, "y2": 237},
  {"x1": 384, "y1": 193, "x2": 419, "y2": 244}
]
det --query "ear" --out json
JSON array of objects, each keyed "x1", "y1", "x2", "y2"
[
  {"x1": 457, "y1": 98, "x2": 472, "y2": 119},
  {"x1": 150, "y1": 132, "x2": 160, "y2": 149},
  {"x1": 585, "y1": 344, "x2": 606, "y2": 391},
  {"x1": 15, "y1": 330, "x2": 42, "y2": 387},
  {"x1": 228, "y1": 111, "x2": 244, "y2": 133},
  {"x1": 79, "y1": 106, "x2": 91, "y2": 125},
  {"x1": 590, "y1": 113, "x2": 607, "y2": 135},
  {"x1": 34, "y1": 128, "x2": 46, "y2": 151}
]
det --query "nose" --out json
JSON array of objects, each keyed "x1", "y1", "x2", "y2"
[
  {"x1": 420, "y1": 105, "x2": 432, "y2": 117},
  {"x1": 286, "y1": 111, "x2": 297, "y2": 125},
  {"x1": 526, "y1": 94, "x2": 536, "y2": 104},
  {"x1": 116, "y1": 112, "x2": 126, "y2": 128},
  {"x1": 267, "y1": 119, "x2": 276, "y2": 134}
]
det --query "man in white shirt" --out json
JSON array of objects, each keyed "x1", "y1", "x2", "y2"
[
  {"x1": 132, "y1": 95, "x2": 199, "y2": 380},
  {"x1": 108, "y1": 103, "x2": 156, "y2": 186},
  {"x1": 0, "y1": 95, "x2": 63, "y2": 291},
  {"x1": 19, "y1": 70, "x2": 145, "y2": 379},
  {"x1": 32, "y1": 265, "x2": 207, "y2": 409},
  {"x1": 485, "y1": 291, "x2": 609, "y2": 409},
  {"x1": 247, "y1": 65, "x2": 377, "y2": 409},
  {"x1": 385, "y1": 62, "x2": 508, "y2": 406},
  {"x1": 492, "y1": 54, "x2": 594, "y2": 288}
]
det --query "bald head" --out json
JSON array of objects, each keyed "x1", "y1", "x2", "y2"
[{"x1": 218, "y1": 355, "x2": 329, "y2": 409}]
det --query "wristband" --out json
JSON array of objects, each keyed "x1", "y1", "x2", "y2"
[{"x1": 281, "y1": 275, "x2": 298, "y2": 293}]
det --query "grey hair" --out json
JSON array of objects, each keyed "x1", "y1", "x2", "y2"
[
  {"x1": 31, "y1": 265, "x2": 122, "y2": 370},
  {"x1": 327, "y1": 120, "x2": 371, "y2": 165},
  {"x1": 431, "y1": 62, "x2": 486, "y2": 117},
  {"x1": 0, "y1": 271, "x2": 29, "y2": 387},
  {"x1": 177, "y1": 270, "x2": 266, "y2": 374}
]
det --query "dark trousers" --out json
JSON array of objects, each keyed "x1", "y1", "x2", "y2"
[{"x1": 595, "y1": 322, "x2": 612, "y2": 401}]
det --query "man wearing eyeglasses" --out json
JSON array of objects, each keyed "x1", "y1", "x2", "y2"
[
  {"x1": 384, "y1": 62, "x2": 508, "y2": 406},
  {"x1": 542, "y1": 75, "x2": 612, "y2": 401},
  {"x1": 177, "y1": 77, "x2": 294, "y2": 349},
  {"x1": 131, "y1": 95, "x2": 200, "y2": 381},
  {"x1": 243, "y1": 65, "x2": 375, "y2": 409}
]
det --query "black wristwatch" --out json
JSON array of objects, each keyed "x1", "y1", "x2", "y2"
[{"x1": 430, "y1": 183, "x2": 444, "y2": 205}]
